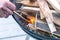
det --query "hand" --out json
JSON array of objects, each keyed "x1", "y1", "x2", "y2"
[{"x1": 0, "y1": 0, "x2": 16, "y2": 18}]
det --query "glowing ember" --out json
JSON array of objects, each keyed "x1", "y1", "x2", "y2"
[
  {"x1": 30, "y1": 18, "x2": 35, "y2": 24},
  {"x1": 28, "y1": 16, "x2": 35, "y2": 24}
]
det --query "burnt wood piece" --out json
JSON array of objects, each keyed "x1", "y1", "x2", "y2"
[
  {"x1": 18, "y1": 6, "x2": 60, "y2": 26},
  {"x1": 16, "y1": 11, "x2": 60, "y2": 38}
]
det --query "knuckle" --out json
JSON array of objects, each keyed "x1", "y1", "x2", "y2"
[{"x1": 11, "y1": 4, "x2": 16, "y2": 11}]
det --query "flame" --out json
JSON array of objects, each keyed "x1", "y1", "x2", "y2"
[{"x1": 29, "y1": 16, "x2": 35, "y2": 24}]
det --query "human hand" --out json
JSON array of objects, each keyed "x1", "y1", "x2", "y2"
[{"x1": 0, "y1": 0, "x2": 16, "y2": 18}]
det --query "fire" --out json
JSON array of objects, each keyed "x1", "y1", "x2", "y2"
[
  {"x1": 30, "y1": 17, "x2": 35, "y2": 24},
  {"x1": 28, "y1": 16, "x2": 35, "y2": 24}
]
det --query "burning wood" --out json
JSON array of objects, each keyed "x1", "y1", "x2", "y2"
[
  {"x1": 20, "y1": 6, "x2": 60, "y2": 26},
  {"x1": 15, "y1": 0, "x2": 60, "y2": 38},
  {"x1": 16, "y1": 0, "x2": 60, "y2": 32},
  {"x1": 14, "y1": 11, "x2": 35, "y2": 24},
  {"x1": 27, "y1": 16, "x2": 35, "y2": 24}
]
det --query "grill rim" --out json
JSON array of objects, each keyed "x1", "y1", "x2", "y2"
[{"x1": 12, "y1": 13, "x2": 60, "y2": 40}]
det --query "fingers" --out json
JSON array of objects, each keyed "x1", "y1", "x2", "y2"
[
  {"x1": 0, "y1": 9, "x2": 6, "y2": 18},
  {"x1": 0, "y1": 9, "x2": 11, "y2": 18},
  {"x1": 2, "y1": 7, "x2": 13, "y2": 15},
  {"x1": 4, "y1": 11, "x2": 10, "y2": 18},
  {"x1": 0, "y1": 0, "x2": 16, "y2": 18},
  {"x1": 0, "y1": 6, "x2": 13, "y2": 18},
  {"x1": 1, "y1": 7, "x2": 13, "y2": 18},
  {"x1": 5, "y1": 1, "x2": 16, "y2": 11}
]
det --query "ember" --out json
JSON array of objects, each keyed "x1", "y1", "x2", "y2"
[{"x1": 28, "y1": 16, "x2": 35, "y2": 24}]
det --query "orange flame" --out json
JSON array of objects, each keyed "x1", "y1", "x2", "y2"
[{"x1": 28, "y1": 16, "x2": 35, "y2": 24}]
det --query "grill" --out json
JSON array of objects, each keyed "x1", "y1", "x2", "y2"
[{"x1": 12, "y1": 1, "x2": 60, "y2": 40}]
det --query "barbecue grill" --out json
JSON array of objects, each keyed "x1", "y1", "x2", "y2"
[{"x1": 12, "y1": 0, "x2": 60, "y2": 40}]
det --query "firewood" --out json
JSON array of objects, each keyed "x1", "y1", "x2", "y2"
[{"x1": 37, "y1": 0, "x2": 56, "y2": 33}]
